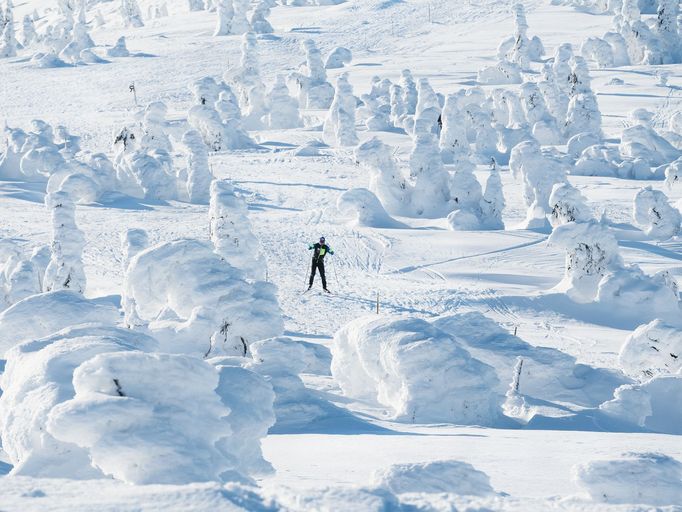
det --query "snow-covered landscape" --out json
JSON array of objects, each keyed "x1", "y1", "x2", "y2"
[{"x1": 1, "y1": 0, "x2": 682, "y2": 509}]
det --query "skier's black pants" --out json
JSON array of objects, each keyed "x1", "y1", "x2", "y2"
[{"x1": 309, "y1": 258, "x2": 326, "y2": 289}]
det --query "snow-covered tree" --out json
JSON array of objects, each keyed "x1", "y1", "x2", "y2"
[
  {"x1": 510, "y1": 140, "x2": 567, "y2": 229},
  {"x1": 264, "y1": 74, "x2": 302, "y2": 129},
  {"x1": 325, "y1": 46, "x2": 351, "y2": 69},
  {"x1": 182, "y1": 129, "x2": 213, "y2": 204},
  {"x1": 215, "y1": 87, "x2": 241, "y2": 121},
  {"x1": 497, "y1": 3, "x2": 544, "y2": 71},
  {"x1": 654, "y1": 0, "x2": 680, "y2": 63},
  {"x1": 226, "y1": 32, "x2": 267, "y2": 129},
  {"x1": 213, "y1": 0, "x2": 234, "y2": 36},
  {"x1": 564, "y1": 57, "x2": 602, "y2": 138},
  {"x1": 43, "y1": 191, "x2": 86, "y2": 294},
  {"x1": 633, "y1": 186, "x2": 681, "y2": 240},
  {"x1": 480, "y1": 158, "x2": 505, "y2": 230},
  {"x1": 410, "y1": 130, "x2": 453, "y2": 218},
  {"x1": 549, "y1": 182, "x2": 593, "y2": 227},
  {"x1": 107, "y1": 36, "x2": 130, "y2": 57},
  {"x1": 0, "y1": 0, "x2": 17, "y2": 58},
  {"x1": 355, "y1": 137, "x2": 411, "y2": 216},
  {"x1": 59, "y1": 21, "x2": 95, "y2": 63},
  {"x1": 439, "y1": 93, "x2": 470, "y2": 164},
  {"x1": 188, "y1": 0, "x2": 204, "y2": 11},
  {"x1": 140, "y1": 101, "x2": 172, "y2": 153},
  {"x1": 209, "y1": 179, "x2": 266, "y2": 281},
  {"x1": 665, "y1": 156, "x2": 682, "y2": 188},
  {"x1": 549, "y1": 220, "x2": 623, "y2": 302},
  {"x1": 21, "y1": 15, "x2": 36, "y2": 47},
  {"x1": 288, "y1": 39, "x2": 334, "y2": 109},
  {"x1": 250, "y1": 1, "x2": 273, "y2": 34},
  {"x1": 120, "y1": 0, "x2": 144, "y2": 28},
  {"x1": 552, "y1": 43, "x2": 574, "y2": 97},
  {"x1": 230, "y1": 0, "x2": 250, "y2": 34},
  {"x1": 323, "y1": 73, "x2": 358, "y2": 147},
  {"x1": 415, "y1": 78, "x2": 440, "y2": 121},
  {"x1": 400, "y1": 69, "x2": 418, "y2": 116}
]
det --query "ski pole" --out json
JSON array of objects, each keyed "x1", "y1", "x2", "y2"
[
  {"x1": 303, "y1": 248, "x2": 312, "y2": 290},
  {"x1": 331, "y1": 256, "x2": 341, "y2": 291}
]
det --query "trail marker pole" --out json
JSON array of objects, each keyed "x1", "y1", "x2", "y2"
[
  {"x1": 129, "y1": 82, "x2": 138, "y2": 106},
  {"x1": 376, "y1": 291, "x2": 380, "y2": 314}
]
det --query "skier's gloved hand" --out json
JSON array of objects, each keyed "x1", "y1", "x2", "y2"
[
  {"x1": 308, "y1": 244, "x2": 313, "y2": 250},
  {"x1": 330, "y1": 250, "x2": 334, "y2": 255}
]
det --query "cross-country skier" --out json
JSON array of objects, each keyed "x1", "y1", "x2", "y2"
[{"x1": 308, "y1": 236, "x2": 334, "y2": 292}]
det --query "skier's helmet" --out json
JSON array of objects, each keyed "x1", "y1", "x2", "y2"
[{"x1": 319, "y1": 236, "x2": 325, "y2": 243}]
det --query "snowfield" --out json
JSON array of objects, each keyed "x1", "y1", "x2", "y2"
[{"x1": 1, "y1": 0, "x2": 682, "y2": 510}]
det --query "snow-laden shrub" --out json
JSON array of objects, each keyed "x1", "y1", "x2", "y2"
[
  {"x1": 264, "y1": 75, "x2": 302, "y2": 129},
  {"x1": 433, "y1": 311, "x2": 629, "y2": 411},
  {"x1": 510, "y1": 140, "x2": 567, "y2": 229},
  {"x1": 581, "y1": 36, "x2": 615, "y2": 68},
  {"x1": 477, "y1": 60, "x2": 522, "y2": 85},
  {"x1": 123, "y1": 239, "x2": 282, "y2": 356},
  {"x1": 323, "y1": 73, "x2": 358, "y2": 147},
  {"x1": 209, "y1": 179, "x2": 266, "y2": 281},
  {"x1": 46, "y1": 352, "x2": 239, "y2": 484},
  {"x1": 106, "y1": 36, "x2": 130, "y2": 57},
  {"x1": 182, "y1": 129, "x2": 213, "y2": 204},
  {"x1": 188, "y1": 77, "x2": 255, "y2": 151},
  {"x1": 548, "y1": 221, "x2": 623, "y2": 302},
  {"x1": 371, "y1": 460, "x2": 496, "y2": 496},
  {"x1": 597, "y1": 265, "x2": 681, "y2": 322},
  {"x1": 0, "y1": 325, "x2": 158, "y2": 477},
  {"x1": 336, "y1": 188, "x2": 404, "y2": 228},
  {"x1": 632, "y1": 186, "x2": 681, "y2": 240},
  {"x1": 331, "y1": 315, "x2": 502, "y2": 425},
  {"x1": 620, "y1": 124, "x2": 681, "y2": 167},
  {"x1": 114, "y1": 148, "x2": 177, "y2": 200},
  {"x1": 620, "y1": 320, "x2": 682, "y2": 380},
  {"x1": 447, "y1": 161, "x2": 485, "y2": 230},
  {"x1": 0, "y1": 126, "x2": 28, "y2": 180},
  {"x1": 288, "y1": 39, "x2": 334, "y2": 109},
  {"x1": 664, "y1": 156, "x2": 682, "y2": 190},
  {"x1": 574, "y1": 453, "x2": 682, "y2": 505},
  {"x1": 567, "y1": 132, "x2": 601, "y2": 160},
  {"x1": 549, "y1": 182, "x2": 593, "y2": 227},
  {"x1": 43, "y1": 192, "x2": 86, "y2": 294},
  {"x1": 355, "y1": 137, "x2": 411, "y2": 216},
  {"x1": 325, "y1": 46, "x2": 351, "y2": 69},
  {"x1": 249, "y1": 1, "x2": 273, "y2": 34}
]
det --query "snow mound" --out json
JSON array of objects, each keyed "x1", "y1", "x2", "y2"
[
  {"x1": 123, "y1": 239, "x2": 283, "y2": 357},
  {"x1": 332, "y1": 316, "x2": 502, "y2": 425},
  {"x1": 371, "y1": 460, "x2": 496, "y2": 496},
  {"x1": 336, "y1": 188, "x2": 405, "y2": 228},
  {"x1": 600, "y1": 375, "x2": 682, "y2": 434},
  {"x1": 0, "y1": 291, "x2": 119, "y2": 357},
  {"x1": 574, "y1": 452, "x2": 682, "y2": 505},
  {"x1": 0, "y1": 325, "x2": 158, "y2": 478},
  {"x1": 620, "y1": 320, "x2": 682, "y2": 380},
  {"x1": 47, "y1": 352, "x2": 235, "y2": 485}
]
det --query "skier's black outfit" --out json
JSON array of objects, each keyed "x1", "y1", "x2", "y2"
[{"x1": 308, "y1": 240, "x2": 334, "y2": 290}]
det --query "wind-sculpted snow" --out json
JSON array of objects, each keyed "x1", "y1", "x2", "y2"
[
  {"x1": 574, "y1": 452, "x2": 682, "y2": 505},
  {"x1": 332, "y1": 316, "x2": 503, "y2": 425}
]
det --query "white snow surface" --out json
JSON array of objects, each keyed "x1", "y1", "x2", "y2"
[{"x1": 1, "y1": 0, "x2": 682, "y2": 509}]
